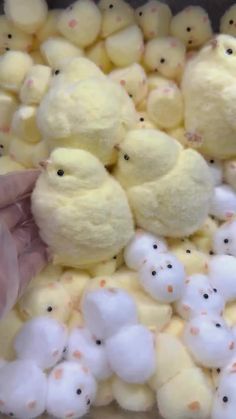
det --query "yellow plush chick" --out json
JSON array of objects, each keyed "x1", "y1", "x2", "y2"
[
  {"x1": 11, "y1": 105, "x2": 42, "y2": 143},
  {"x1": 20, "y1": 64, "x2": 52, "y2": 105},
  {"x1": 170, "y1": 6, "x2": 213, "y2": 49},
  {"x1": 114, "y1": 129, "x2": 213, "y2": 237},
  {"x1": 60, "y1": 269, "x2": 90, "y2": 308},
  {"x1": 40, "y1": 36, "x2": 84, "y2": 71},
  {"x1": 99, "y1": 0, "x2": 135, "y2": 38},
  {"x1": 0, "y1": 309, "x2": 23, "y2": 361},
  {"x1": 149, "y1": 333, "x2": 194, "y2": 390},
  {"x1": 135, "y1": 0, "x2": 172, "y2": 41},
  {"x1": 169, "y1": 238, "x2": 209, "y2": 275},
  {"x1": 0, "y1": 89, "x2": 18, "y2": 134},
  {"x1": 57, "y1": 0, "x2": 102, "y2": 48},
  {"x1": 109, "y1": 63, "x2": 148, "y2": 106},
  {"x1": 0, "y1": 15, "x2": 33, "y2": 54},
  {"x1": 0, "y1": 156, "x2": 25, "y2": 174},
  {"x1": 112, "y1": 376, "x2": 155, "y2": 412},
  {"x1": 144, "y1": 37, "x2": 186, "y2": 80},
  {"x1": 95, "y1": 378, "x2": 114, "y2": 407},
  {"x1": 86, "y1": 41, "x2": 113, "y2": 73},
  {"x1": 36, "y1": 9, "x2": 61, "y2": 43},
  {"x1": 182, "y1": 34, "x2": 236, "y2": 159},
  {"x1": 9, "y1": 137, "x2": 49, "y2": 168},
  {"x1": 4, "y1": 0, "x2": 48, "y2": 34},
  {"x1": 220, "y1": 4, "x2": 236, "y2": 37},
  {"x1": 224, "y1": 159, "x2": 236, "y2": 191},
  {"x1": 17, "y1": 281, "x2": 72, "y2": 322},
  {"x1": 147, "y1": 84, "x2": 184, "y2": 130},
  {"x1": 191, "y1": 216, "x2": 219, "y2": 253},
  {"x1": 157, "y1": 367, "x2": 213, "y2": 419},
  {"x1": 37, "y1": 73, "x2": 137, "y2": 165},
  {"x1": 105, "y1": 25, "x2": 144, "y2": 67},
  {"x1": 31, "y1": 148, "x2": 134, "y2": 268},
  {"x1": 0, "y1": 51, "x2": 33, "y2": 93}
]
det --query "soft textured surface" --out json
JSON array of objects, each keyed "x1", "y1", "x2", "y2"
[
  {"x1": 208, "y1": 255, "x2": 236, "y2": 302},
  {"x1": 11, "y1": 105, "x2": 41, "y2": 143},
  {"x1": 4, "y1": 0, "x2": 48, "y2": 34},
  {"x1": 99, "y1": 0, "x2": 134, "y2": 38},
  {"x1": 112, "y1": 376, "x2": 155, "y2": 412},
  {"x1": 0, "y1": 51, "x2": 33, "y2": 92}
]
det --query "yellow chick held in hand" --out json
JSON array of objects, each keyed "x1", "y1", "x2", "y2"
[{"x1": 31, "y1": 148, "x2": 134, "y2": 268}]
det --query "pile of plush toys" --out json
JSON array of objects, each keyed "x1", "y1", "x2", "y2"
[{"x1": 2, "y1": 0, "x2": 236, "y2": 418}]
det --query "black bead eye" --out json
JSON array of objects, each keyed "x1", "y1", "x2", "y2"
[
  {"x1": 8, "y1": 34, "x2": 12, "y2": 39},
  {"x1": 186, "y1": 249, "x2": 191, "y2": 254},
  {"x1": 188, "y1": 40, "x2": 193, "y2": 45},
  {"x1": 209, "y1": 159, "x2": 215, "y2": 164},
  {"x1": 167, "y1": 264, "x2": 172, "y2": 269},
  {"x1": 213, "y1": 288, "x2": 217, "y2": 293},
  {"x1": 124, "y1": 154, "x2": 130, "y2": 161},
  {"x1": 153, "y1": 244, "x2": 158, "y2": 249},
  {"x1": 54, "y1": 69, "x2": 60, "y2": 75},
  {"x1": 129, "y1": 93, "x2": 133, "y2": 98},
  {"x1": 215, "y1": 323, "x2": 221, "y2": 328},
  {"x1": 9, "y1": 414, "x2": 14, "y2": 417},
  {"x1": 230, "y1": 20, "x2": 234, "y2": 25},
  {"x1": 160, "y1": 58, "x2": 165, "y2": 63},
  {"x1": 47, "y1": 306, "x2": 53, "y2": 312},
  {"x1": 226, "y1": 48, "x2": 233, "y2": 55},
  {"x1": 76, "y1": 389, "x2": 82, "y2": 395},
  {"x1": 209, "y1": 250, "x2": 214, "y2": 255},
  {"x1": 96, "y1": 340, "x2": 102, "y2": 345},
  {"x1": 152, "y1": 271, "x2": 156, "y2": 276},
  {"x1": 0, "y1": 144, "x2": 4, "y2": 149},
  {"x1": 217, "y1": 368, "x2": 221, "y2": 373},
  {"x1": 5, "y1": 47, "x2": 10, "y2": 51},
  {"x1": 139, "y1": 11, "x2": 143, "y2": 16},
  {"x1": 113, "y1": 255, "x2": 117, "y2": 259},
  {"x1": 63, "y1": 347, "x2": 67, "y2": 353},
  {"x1": 223, "y1": 396, "x2": 228, "y2": 403},
  {"x1": 140, "y1": 117, "x2": 144, "y2": 122},
  {"x1": 57, "y1": 169, "x2": 64, "y2": 177},
  {"x1": 109, "y1": 4, "x2": 113, "y2": 8},
  {"x1": 224, "y1": 238, "x2": 229, "y2": 244},
  {"x1": 87, "y1": 399, "x2": 91, "y2": 405},
  {"x1": 203, "y1": 293, "x2": 209, "y2": 299},
  {"x1": 186, "y1": 27, "x2": 191, "y2": 32}
]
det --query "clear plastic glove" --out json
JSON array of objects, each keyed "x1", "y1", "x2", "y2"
[{"x1": 0, "y1": 170, "x2": 48, "y2": 318}]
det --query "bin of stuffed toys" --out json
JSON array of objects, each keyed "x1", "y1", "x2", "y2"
[{"x1": 1, "y1": 0, "x2": 236, "y2": 418}]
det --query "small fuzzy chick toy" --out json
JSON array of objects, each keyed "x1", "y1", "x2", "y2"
[
  {"x1": 209, "y1": 184, "x2": 236, "y2": 221},
  {"x1": 208, "y1": 255, "x2": 236, "y2": 302},
  {"x1": 109, "y1": 63, "x2": 148, "y2": 106},
  {"x1": 213, "y1": 219, "x2": 236, "y2": 256},
  {"x1": 169, "y1": 238, "x2": 210, "y2": 275},
  {"x1": 114, "y1": 128, "x2": 213, "y2": 237},
  {"x1": 220, "y1": 4, "x2": 236, "y2": 37},
  {"x1": 0, "y1": 51, "x2": 33, "y2": 93},
  {"x1": 144, "y1": 37, "x2": 186, "y2": 81},
  {"x1": 99, "y1": 0, "x2": 135, "y2": 38},
  {"x1": 182, "y1": 34, "x2": 236, "y2": 159},
  {"x1": 183, "y1": 314, "x2": 235, "y2": 368},
  {"x1": 82, "y1": 288, "x2": 138, "y2": 340},
  {"x1": 212, "y1": 370, "x2": 236, "y2": 419},
  {"x1": 37, "y1": 69, "x2": 137, "y2": 165},
  {"x1": 19, "y1": 64, "x2": 52, "y2": 105},
  {"x1": 170, "y1": 6, "x2": 213, "y2": 49},
  {"x1": 0, "y1": 15, "x2": 33, "y2": 53},
  {"x1": 176, "y1": 273, "x2": 225, "y2": 320},
  {"x1": 31, "y1": 148, "x2": 134, "y2": 268},
  {"x1": 4, "y1": 0, "x2": 48, "y2": 34},
  {"x1": 57, "y1": 0, "x2": 102, "y2": 48},
  {"x1": 0, "y1": 360, "x2": 47, "y2": 419},
  {"x1": 135, "y1": 0, "x2": 172, "y2": 41},
  {"x1": 14, "y1": 316, "x2": 68, "y2": 370},
  {"x1": 47, "y1": 361, "x2": 97, "y2": 419},
  {"x1": 66, "y1": 327, "x2": 112, "y2": 381},
  {"x1": 40, "y1": 36, "x2": 84, "y2": 71}
]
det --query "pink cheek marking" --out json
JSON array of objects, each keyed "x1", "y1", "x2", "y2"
[
  {"x1": 201, "y1": 311, "x2": 207, "y2": 315},
  {"x1": 231, "y1": 362, "x2": 236, "y2": 372},
  {"x1": 108, "y1": 288, "x2": 117, "y2": 294},
  {"x1": 120, "y1": 79, "x2": 126, "y2": 86},
  {"x1": 204, "y1": 262, "x2": 209, "y2": 270},
  {"x1": 26, "y1": 79, "x2": 34, "y2": 87},
  {"x1": 68, "y1": 19, "x2": 78, "y2": 28},
  {"x1": 64, "y1": 274, "x2": 73, "y2": 282},
  {"x1": 54, "y1": 368, "x2": 63, "y2": 380},
  {"x1": 229, "y1": 341, "x2": 235, "y2": 351},
  {"x1": 27, "y1": 401, "x2": 37, "y2": 409},
  {"x1": 66, "y1": 412, "x2": 75, "y2": 418},
  {"x1": 151, "y1": 7, "x2": 157, "y2": 12},
  {"x1": 83, "y1": 366, "x2": 89, "y2": 374},
  {"x1": 116, "y1": 16, "x2": 122, "y2": 22},
  {"x1": 183, "y1": 304, "x2": 190, "y2": 311},
  {"x1": 0, "y1": 400, "x2": 4, "y2": 406},
  {"x1": 100, "y1": 279, "x2": 106, "y2": 287},
  {"x1": 53, "y1": 350, "x2": 60, "y2": 357},
  {"x1": 163, "y1": 87, "x2": 171, "y2": 94},
  {"x1": 203, "y1": 15, "x2": 208, "y2": 22},
  {"x1": 167, "y1": 285, "x2": 173, "y2": 293},
  {"x1": 73, "y1": 350, "x2": 82, "y2": 359},
  {"x1": 190, "y1": 327, "x2": 200, "y2": 336},
  {"x1": 225, "y1": 211, "x2": 234, "y2": 219},
  {"x1": 170, "y1": 40, "x2": 177, "y2": 48}
]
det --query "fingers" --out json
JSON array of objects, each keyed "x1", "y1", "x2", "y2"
[
  {"x1": 0, "y1": 222, "x2": 19, "y2": 319},
  {"x1": 12, "y1": 220, "x2": 39, "y2": 256},
  {"x1": 18, "y1": 237, "x2": 48, "y2": 297},
  {"x1": 0, "y1": 198, "x2": 32, "y2": 231},
  {"x1": 0, "y1": 170, "x2": 40, "y2": 208}
]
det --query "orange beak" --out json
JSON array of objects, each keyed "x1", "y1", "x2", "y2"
[{"x1": 39, "y1": 159, "x2": 51, "y2": 169}]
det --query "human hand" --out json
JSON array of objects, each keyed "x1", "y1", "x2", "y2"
[{"x1": 0, "y1": 170, "x2": 48, "y2": 318}]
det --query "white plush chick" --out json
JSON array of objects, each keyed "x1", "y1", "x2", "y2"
[
  {"x1": 114, "y1": 129, "x2": 213, "y2": 237},
  {"x1": 66, "y1": 327, "x2": 112, "y2": 381},
  {"x1": 0, "y1": 360, "x2": 47, "y2": 419},
  {"x1": 32, "y1": 148, "x2": 134, "y2": 268},
  {"x1": 213, "y1": 219, "x2": 236, "y2": 257},
  {"x1": 37, "y1": 76, "x2": 137, "y2": 165},
  {"x1": 182, "y1": 34, "x2": 236, "y2": 159},
  {"x1": 220, "y1": 4, "x2": 236, "y2": 37},
  {"x1": 124, "y1": 229, "x2": 167, "y2": 270},
  {"x1": 170, "y1": 6, "x2": 213, "y2": 49},
  {"x1": 176, "y1": 274, "x2": 225, "y2": 320},
  {"x1": 138, "y1": 252, "x2": 185, "y2": 303},
  {"x1": 183, "y1": 314, "x2": 235, "y2": 368},
  {"x1": 14, "y1": 316, "x2": 68, "y2": 370},
  {"x1": 47, "y1": 361, "x2": 97, "y2": 419},
  {"x1": 209, "y1": 184, "x2": 236, "y2": 221},
  {"x1": 208, "y1": 255, "x2": 236, "y2": 302}
]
